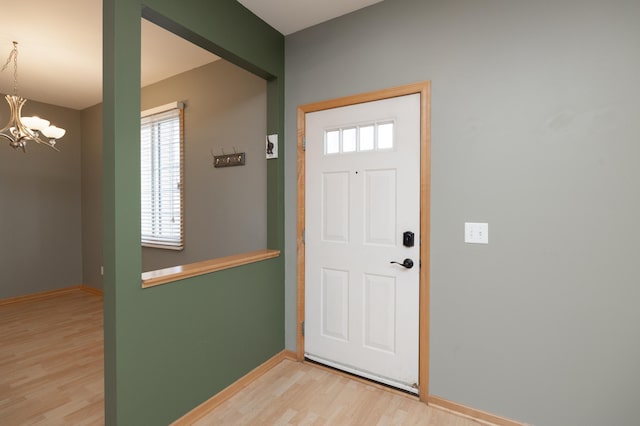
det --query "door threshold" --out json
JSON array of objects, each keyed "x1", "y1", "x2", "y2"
[{"x1": 304, "y1": 353, "x2": 418, "y2": 395}]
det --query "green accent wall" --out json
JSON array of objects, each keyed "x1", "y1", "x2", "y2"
[{"x1": 103, "y1": 0, "x2": 284, "y2": 424}]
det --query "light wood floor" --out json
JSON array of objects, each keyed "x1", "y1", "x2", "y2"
[
  {"x1": 193, "y1": 360, "x2": 483, "y2": 426},
  {"x1": 0, "y1": 290, "x2": 104, "y2": 425},
  {"x1": 1, "y1": 290, "x2": 482, "y2": 425}
]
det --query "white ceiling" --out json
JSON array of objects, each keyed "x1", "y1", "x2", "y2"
[
  {"x1": 237, "y1": 0, "x2": 383, "y2": 36},
  {"x1": 0, "y1": 1, "x2": 382, "y2": 111}
]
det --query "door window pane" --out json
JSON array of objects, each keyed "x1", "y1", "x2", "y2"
[
  {"x1": 326, "y1": 130, "x2": 340, "y2": 154},
  {"x1": 377, "y1": 122, "x2": 394, "y2": 150},
  {"x1": 359, "y1": 125, "x2": 375, "y2": 151},
  {"x1": 343, "y1": 128, "x2": 357, "y2": 152}
]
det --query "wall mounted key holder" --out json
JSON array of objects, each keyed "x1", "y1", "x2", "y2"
[{"x1": 214, "y1": 152, "x2": 246, "y2": 167}]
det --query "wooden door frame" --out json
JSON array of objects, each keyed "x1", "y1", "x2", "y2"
[{"x1": 296, "y1": 81, "x2": 431, "y2": 400}]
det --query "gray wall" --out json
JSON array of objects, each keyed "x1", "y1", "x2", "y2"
[
  {"x1": 0, "y1": 98, "x2": 82, "y2": 298},
  {"x1": 142, "y1": 59, "x2": 267, "y2": 271},
  {"x1": 81, "y1": 103, "x2": 103, "y2": 290},
  {"x1": 81, "y1": 59, "x2": 268, "y2": 275},
  {"x1": 284, "y1": 0, "x2": 640, "y2": 425}
]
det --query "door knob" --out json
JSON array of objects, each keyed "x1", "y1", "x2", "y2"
[{"x1": 390, "y1": 258, "x2": 414, "y2": 269}]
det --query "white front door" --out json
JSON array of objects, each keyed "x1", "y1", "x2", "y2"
[{"x1": 305, "y1": 93, "x2": 421, "y2": 392}]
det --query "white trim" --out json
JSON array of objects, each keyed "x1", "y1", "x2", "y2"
[
  {"x1": 141, "y1": 101, "x2": 184, "y2": 118},
  {"x1": 304, "y1": 353, "x2": 418, "y2": 394}
]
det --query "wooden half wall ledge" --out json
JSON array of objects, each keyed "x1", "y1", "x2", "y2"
[
  {"x1": 0, "y1": 285, "x2": 103, "y2": 306},
  {"x1": 141, "y1": 249, "x2": 280, "y2": 288}
]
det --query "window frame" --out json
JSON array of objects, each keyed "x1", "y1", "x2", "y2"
[{"x1": 140, "y1": 102, "x2": 185, "y2": 250}]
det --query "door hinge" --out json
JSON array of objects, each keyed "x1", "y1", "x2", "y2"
[
  {"x1": 301, "y1": 320, "x2": 305, "y2": 337},
  {"x1": 302, "y1": 137, "x2": 306, "y2": 151},
  {"x1": 302, "y1": 228, "x2": 305, "y2": 244}
]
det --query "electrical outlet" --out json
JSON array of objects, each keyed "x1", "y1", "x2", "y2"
[
  {"x1": 465, "y1": 222, "x2": 488, "y2": 244},
  {"x1": 100, "y1": 266, "x2": 104, "y2": 276}
]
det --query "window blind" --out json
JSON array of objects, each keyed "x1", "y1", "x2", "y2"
[{"x1": 141, "y1": 104, "x2": 184, "y2": 249}]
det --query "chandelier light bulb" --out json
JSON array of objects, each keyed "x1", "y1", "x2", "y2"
[
  {"x1": 42, "y1": 125, "x2": 66, "y2": 140},
  {"x1": 0, "y1": 41, "x2": 66, "y2": 152},
  {"x1": 21, "y1": 116, "x2": 51, "y2": 131}
]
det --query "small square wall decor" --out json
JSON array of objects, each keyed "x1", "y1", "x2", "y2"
[{"x1": 266, "y1": 134, "x2": 278, "y2": 159}]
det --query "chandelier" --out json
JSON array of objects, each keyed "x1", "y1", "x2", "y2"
[{"x1": 0, "y1": 41, "x2": 65, "y2": 152}]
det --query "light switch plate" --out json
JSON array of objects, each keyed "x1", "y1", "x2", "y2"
[{"x1": 465, "y1": 222, "x2": 488, "y2": 244}]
